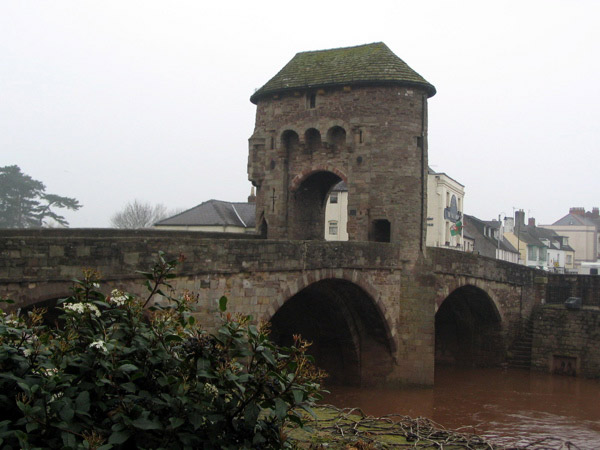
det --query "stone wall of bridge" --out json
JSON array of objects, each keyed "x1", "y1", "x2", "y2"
[
  {"x1": 1, "y1": 229, "x2": 570, "y2": 384},
  {"x1": 423, "y1": 247, "x2": 546, "y2": 357},
  {"x1": 0, "y1": 229, "x2": 433, "y2": 385}
]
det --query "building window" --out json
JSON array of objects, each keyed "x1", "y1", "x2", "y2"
[
  {"x1": 328, "y1": 221, "x2": 338, "y2": 236},
  {"x1": 307, "y1": 93, "x2": 316, "y2": 109},
  {"x1": 330, "y1": 192, "x2": 338, "y2": 204},
  {"x1": 567, "y1": 255, "x2": 572, "y2": 264},
  {"x1": 528, "y1": 246, "x2": 537, "y2": 261}
]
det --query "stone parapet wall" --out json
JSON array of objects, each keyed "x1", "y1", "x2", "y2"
[
  {"x1": 546, "y1": 274, "x2": 600, "y2": 307},
  {"x1": 531, "y1": 305, "x2": 600, "y2": 378},
  {"x1": 0, "y1": 229, "x2": 401, "y2": 308},
  {"x1": 426, "y1": 247, "x2": 540, "y2": 285}
]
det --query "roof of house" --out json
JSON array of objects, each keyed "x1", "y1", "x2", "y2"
[
  {"x1": 463, "y1": 214, "x2": 519, "y2": 258},
  {"x1": 331, "y1": 181, "x2": 347, "y2": 192},
  {"x1": 551, "y1": 213, "x2": 597, "y2": 227},
  {"x1": 250, "y1": 42, "x2": 436, "y2": 104},
  {"x1": 155, "y1": 200, "x2": 256, "y2": 228}
]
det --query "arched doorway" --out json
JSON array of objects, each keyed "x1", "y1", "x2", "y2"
[
  {"x1": 289, "y1": 171, "x2": 344, "y2": 240},
  {"x1": 269, "y1": 279, "x2": 394, "y2": 386},
  {"x1": 435, "y1": 285, "x2": 503, "y2": 367}
]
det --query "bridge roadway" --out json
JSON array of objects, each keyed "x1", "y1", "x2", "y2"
[{"x1": 0, "y1": 229, "x2": 545, "y2": 386}]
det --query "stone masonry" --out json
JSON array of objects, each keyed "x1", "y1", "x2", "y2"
[{"x1": 248, "y1": 43, "x2": 435, "y2": 261}]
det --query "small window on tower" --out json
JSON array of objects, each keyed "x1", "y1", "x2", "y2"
[{"x1": 330, "y1": 192, "x2": 338, "y2": 204}]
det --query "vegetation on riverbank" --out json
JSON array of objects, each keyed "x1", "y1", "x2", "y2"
[
  {"x1": 287, "y1": 405, "x2": 497, "y2": 449},
  {"x1": 0, "y1": 253, "x2": 324, "y2": 449}
]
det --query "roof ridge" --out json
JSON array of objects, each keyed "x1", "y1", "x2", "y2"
[{"x1": 295, "y1": 41, "x2": 385, "y2": 55}]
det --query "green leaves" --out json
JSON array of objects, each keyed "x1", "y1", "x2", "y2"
[
  {"x1": 218, "y1": 295, "x2": 228, "y2": 312},
  {"x1": 0, "y1": 253, "x2": 324, "y2": 449}
]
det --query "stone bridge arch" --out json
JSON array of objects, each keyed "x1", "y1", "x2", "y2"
[
  {"x1": 435, "y1": 283, "x2": 504, "y2": 367},
  {"x1": 265, "y1": 269, "x2": 396, "y2": 386}
]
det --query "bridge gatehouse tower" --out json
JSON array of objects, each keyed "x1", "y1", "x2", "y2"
[{"x1": 248, "y1": 42, "x2": 436, "y2": 258}]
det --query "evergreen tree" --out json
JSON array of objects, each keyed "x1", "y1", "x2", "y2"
[{"x1": 0, "y1": 165, "x2": 81, "y2": 228}]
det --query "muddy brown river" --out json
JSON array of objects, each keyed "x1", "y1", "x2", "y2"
[{"x1": 325, "y1": 367, "x2": 600, "y2": 448}]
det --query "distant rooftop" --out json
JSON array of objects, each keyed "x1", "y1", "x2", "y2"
[
  {"x1": 251, "y1": 42, "x2": 436, "y2": 104},
  {"x1": 155, "y1": 200, "x2": 255, "y2": 228}
]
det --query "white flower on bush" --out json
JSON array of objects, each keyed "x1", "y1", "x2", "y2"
[
  {"x1": 39, "y1": 367, "x2": 59, "y2": 377},
  {"x1": 4, "y1": 315, "x2": 20, "y2": 327},
  {"x1": 89, "y1": 340, "x2": 108, "y2": 353},
  {"x1": 92, "y1": 282, "x2": 100, "y2": 289},
  {"x1": 64, "y1": 302, "x2": 101, "y2": 317},
  {"x1": 109, "y1": 289, "x2": 128, "y2": 306},
  {"x1": 203, "y1": 383, "x2": 219, "y2": 399},
  {"x1": 23, "y1": 348, "x2": 32, "y2": 357}
]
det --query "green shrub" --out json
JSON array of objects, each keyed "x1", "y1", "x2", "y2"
[{"x1": 0, "y1": 253, "x2": 324, "y2": 449}]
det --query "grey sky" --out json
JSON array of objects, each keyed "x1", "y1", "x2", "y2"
[{"x1": 1, "y1": 1, "x2": 598, "y2": 227}]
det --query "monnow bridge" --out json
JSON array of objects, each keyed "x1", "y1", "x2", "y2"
[{"x1": 1, "y1": 43, "x2": 548, "y2": 386}]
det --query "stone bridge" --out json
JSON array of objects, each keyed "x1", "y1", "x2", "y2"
[{"x1": 0, "y1": 229, "x2": 546, "y2": 386}]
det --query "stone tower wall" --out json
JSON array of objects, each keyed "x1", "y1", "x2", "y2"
[{"x1": 248, "y1": 84, "x2": 429, "y2": 259}]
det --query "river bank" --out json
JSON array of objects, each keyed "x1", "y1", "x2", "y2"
[
  {"x1": 288, "y1": 405, "x2": 497, "y2": 449},
  {"x1": 287, "y1": 405, "x2": 580, "y2": 449}
]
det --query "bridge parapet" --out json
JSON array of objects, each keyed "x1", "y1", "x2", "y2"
[
  {"x1": 0, "y1": 229, "x2": 405, "y2": 308},
  {"x1": 546, "y1": 274, "x2": 600, "y2": 307},
  {"x1": 426, "y1": 246, "x2": 540, "y2": 285}
]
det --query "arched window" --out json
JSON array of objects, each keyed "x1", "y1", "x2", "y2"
[
  {"x1": 281, "y1": 130, "x2": 299, "y2": 152},
  {"x1": 304, "y1": 128, "x2": 322, "y2": 154},
  {"x1": 326, "y1": 126, "x2": 346, "y2": 150}
]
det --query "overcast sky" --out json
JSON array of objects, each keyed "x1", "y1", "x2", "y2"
[{"x1": 1, "y1": 1, "x2": 598, "y2": 228}]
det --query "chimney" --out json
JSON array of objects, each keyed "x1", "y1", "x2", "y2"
[
  {"x1": 247, "y1": 186, "x2": 256, "y2": 203},
  {"x1": 592, "y1": 207, "x2": 599, "y2": 218},
  {"x1": 570, "y1": 207, "x2": 585, "y2": 216},
  {"x1": 504, "y1": 216, "x2": 514, "y2": 233},
  {"x1": 528, "y1": 217, "x2": 536, "y2": 227},
  {"x1": 515, "y1": 209, "x2": 525, "y2": 228}
]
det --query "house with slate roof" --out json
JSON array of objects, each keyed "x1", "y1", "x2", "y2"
[
  {"x1": 154, "y1": 199, "x2": 256, "y2": 234},
  {"x1": 541, "y1": 207, "x2": 600, "y2": 266},
  {"x1": 463, "y1": 214, "x2": 519, "y2": 263},
  {"x1": 504, "y1": 210, "x2": 575, "y2": 272}
]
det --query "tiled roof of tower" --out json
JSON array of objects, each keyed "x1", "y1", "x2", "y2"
[{"x1": 250, "y1": 42, "x2": 436, "y2": 104}]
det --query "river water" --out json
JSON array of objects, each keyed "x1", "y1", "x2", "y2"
[{"x1": 325, "y1": 367, "x2": 600, "y2": 449}]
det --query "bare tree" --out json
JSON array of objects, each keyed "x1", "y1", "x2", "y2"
[{"x1": 110, "y1": 200, "x2": 169, "y2": 229}]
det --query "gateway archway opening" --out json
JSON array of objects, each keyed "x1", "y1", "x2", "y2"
[{"x1": 288, "y1": 171, "x2": 343, "y2": 240}]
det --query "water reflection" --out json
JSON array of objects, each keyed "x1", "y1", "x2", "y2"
[{"x1": 324, "y1": 367, "x2": 600, "y2": 448}]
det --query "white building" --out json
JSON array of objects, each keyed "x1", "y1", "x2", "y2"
[
  {"x1": 425, "y1": 169, "x2": 465, "y2": 249},
  {"x1": 324, "y1": 169, "x2": 465, "y2": 247},
  {"x1": 324, "y1": 182, "x2": 349, "y2": 241}
]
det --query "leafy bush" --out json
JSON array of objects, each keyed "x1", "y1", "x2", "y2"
[{"x1": 0, "y1": 253, "x2": 324, "y2": 449}]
